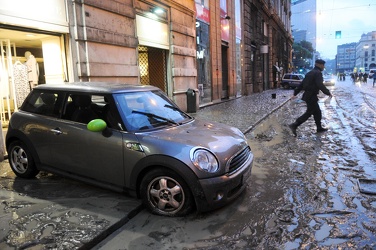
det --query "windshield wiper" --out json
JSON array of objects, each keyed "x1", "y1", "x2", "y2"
[
  {"x1": 164, "y1": 104, "x2": 192, "y2": 119},
  {"x1": 131, "y1": 110, "x2": 179, "y2": 125}
]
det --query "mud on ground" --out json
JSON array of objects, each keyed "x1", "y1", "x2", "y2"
[{"x1": 245, "y1": 95, "x2": 376, "y2": 249}]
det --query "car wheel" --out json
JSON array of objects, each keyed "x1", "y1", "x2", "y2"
[
  {"x1": 8, "y1": 141, "x2": 39, "y2": 178},
  {"x1": 140, "y1": 168, "x2": 194, "y2": 217},
  {"x1": 282, "y1": 83, "x2": 290, "y2": 89}
]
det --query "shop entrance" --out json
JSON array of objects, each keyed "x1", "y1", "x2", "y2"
[
  {"x1": 0, "y1": 28, "x2": 66, "y2": 123},
  {"x1": 221, "y1": 45, "x2": 229, "y2": 99},
  {"x1": 138, "y1": 45, "x2": 168, "y2": 93}
]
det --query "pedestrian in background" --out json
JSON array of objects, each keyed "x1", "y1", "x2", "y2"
[
  {"x1": 289, "y1": 59, "x2": 333, "y2": 136},
  {"x1": 373, "y1": 72, "x2": 376, "y2": 87},
  {"x1": 363, "y1": 72, "x2": 368, "y2": 83}
]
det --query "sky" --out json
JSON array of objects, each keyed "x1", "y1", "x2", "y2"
[{"x1": 315, "y1": 0, "x2": 376, "y2": 59}]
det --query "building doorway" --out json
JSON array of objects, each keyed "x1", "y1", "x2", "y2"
[
  {"x1": 138, "y1": 45, "x2": 168, "y2": 93},
  {"x1": 221, "y1": 45, "x2": 229, "y2": 99}
]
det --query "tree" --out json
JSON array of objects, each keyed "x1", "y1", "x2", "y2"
[{"x1": 292, "y1": 41, "x2": 314, "y2": 72}]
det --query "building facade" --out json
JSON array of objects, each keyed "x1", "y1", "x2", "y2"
[
  {"x1": 291, "y1": 0, "x2": 316, "y2": 50},
  {"x1": 0, "y1": 0, "x2": 196, "y2": 122},
  {"x1": 336, "y1": 43, "x2": 356, "y2": 74},
  {"x1": 355, "y1": 31, "x2": 376, "y2": 73},
  {"x1": 0, "y1": 0, "x2": 292, "y2": 122},
  {"x1": 195, "y1": 0, "x2": 242, "y2": 105},
  {"x1": 243, "y1": 0, "x2": 293, "y2": 94}
]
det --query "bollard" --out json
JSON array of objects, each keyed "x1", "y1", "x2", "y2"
[{"x1": 271, "y1": 93, "x2": 276, "y2": 99}]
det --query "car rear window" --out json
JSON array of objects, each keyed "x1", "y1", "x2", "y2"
[{"x1": 22, "y1": 91, "x2": 60, "y2": 117}]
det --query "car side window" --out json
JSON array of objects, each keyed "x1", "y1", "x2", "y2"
[
  {"x1": 62, "y1": 94, "x2": 99, "y2": 124},
  {"x1": 293, "y1": 75, "x2": 299, "y2": 80},
  {"x1": 62, "y1": 94, "x2": 123, "y2": 129},
  {"x1": 22, "y1": 91, "x2": 60, "y2": 117}
]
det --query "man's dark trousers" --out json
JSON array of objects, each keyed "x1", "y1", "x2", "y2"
[{"x1": 295, "y1": 97, "x2": 322, "y2": 128}]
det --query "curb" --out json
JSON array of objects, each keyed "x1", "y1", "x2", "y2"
[
  {"x1": 79, "y1": 204, "x2": 145, "y2": 250},
  {"x1": 242, "y1": 97, "x2": 291, "y2": 135}
]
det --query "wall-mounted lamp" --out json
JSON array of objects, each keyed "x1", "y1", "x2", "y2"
[
  {"x1": 224, "y1": 15, "x2": 231, "y2": 20},
  {"x1": 151, "y1": 7, "x2": 164, "y2": 14}
]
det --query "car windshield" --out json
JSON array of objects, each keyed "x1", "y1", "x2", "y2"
[{"x1": 114, "y1": 90, "x2": 192, "y2": 131}]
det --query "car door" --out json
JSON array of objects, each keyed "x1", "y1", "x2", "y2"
[
  {"x1": 19, "y1": 90, "x2": 61, "y2": 165},
  {"x1": 45, "y1": 94, "x2": 126, "y2": 187}
]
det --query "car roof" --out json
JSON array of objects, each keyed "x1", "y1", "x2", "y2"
[{"x1": 34, "y1": 82, "x2": 160, "y2": 94}]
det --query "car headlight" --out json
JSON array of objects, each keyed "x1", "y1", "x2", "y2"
[{"x1": 190, "y1": 148, "x2": 219, "y2": 173}]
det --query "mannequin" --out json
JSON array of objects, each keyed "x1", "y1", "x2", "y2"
[{"x1": 25, "y1": 51, "x2": 39, "y2": 89}]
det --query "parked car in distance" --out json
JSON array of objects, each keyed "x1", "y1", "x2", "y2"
[
  {"x1": 6, "y1": 82, "x2": 253, "y2": 217},
  {"x1": 281, "y1": 73, "x2": 305, "y2": 89},
  {"x1": 323, "y1": 75, "x2": 336, "y2": 86}
]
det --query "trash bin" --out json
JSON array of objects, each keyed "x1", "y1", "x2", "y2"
[{"x1": 186, "y1": 88, "x2": 196, "y2": 113}]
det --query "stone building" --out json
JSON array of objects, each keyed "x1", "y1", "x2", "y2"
[
  {"x1": 0, "y1": 0, "x2": 292, "y2": 118},
  {"x1": 195, "y1": 0, "x2": 293, "y2": 106},
  {"x1": 0, "y1": 0, "x2": 196, "y2": 117},
  {"x1": 243, "y1": 0, "x2": 293, "y2": 94},
  {"x1": 355, "y1": 31, "x2": 376, "y2": 73},
  {"x1": 336, "y1": 43, "x2": 356, "y2": 74}
]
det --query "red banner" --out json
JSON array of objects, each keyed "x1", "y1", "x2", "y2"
[{"x1": 195, "y1": 3, "x2": 210, "y2": 24}]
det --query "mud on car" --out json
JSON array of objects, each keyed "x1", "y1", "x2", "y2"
[{"x1": 6, "y1": 82, "x2": 253, "y2": 217}]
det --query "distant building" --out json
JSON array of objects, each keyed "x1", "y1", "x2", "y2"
[
  {"x1": 355, "y1": 31, "x2": 376, "y2": 72},
  {"x1": 336, "y1": 43, "x2": 356, "y2": 73},
  {"x1": 291, "y1": 0, "x2": 317, "y2": 50},
  {"x1": 292, "y1": 30, "x2": 307, "y2": 44}
]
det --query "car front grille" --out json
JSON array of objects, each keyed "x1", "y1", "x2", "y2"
[{"x1": 228, "y1": 146, "x2": 251, "y2": 173}]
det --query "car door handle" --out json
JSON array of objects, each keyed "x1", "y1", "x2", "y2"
[{"x1": 50, "y1": 128, "x2": 63, "y2": 135}]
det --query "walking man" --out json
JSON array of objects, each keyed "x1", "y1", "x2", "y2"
[{"x1": 289, "y1": 59, "x2": 333, "y2": 136}]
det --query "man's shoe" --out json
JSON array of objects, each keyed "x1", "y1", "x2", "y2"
[
  {"x1": 289, "y1": 124, "x2": 297, "y2": 136},
  {"x1": 317, "y1": 127, "x2": 328, "y2": 133}
]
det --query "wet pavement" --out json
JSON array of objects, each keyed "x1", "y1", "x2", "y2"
[
  {"x1": 1, "y1": 80, "x2": 376, "y2": 249},
  {"x1": 0, "y1": 165, "x2": 142, "y2": 249}
]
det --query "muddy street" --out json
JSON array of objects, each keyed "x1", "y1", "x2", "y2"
[
  {"x1": 94, "y1": 79, "x2": 376, "y2": 249},
  {"x1": 0, "y1": 79, "x2": 375, "y2": 249}
]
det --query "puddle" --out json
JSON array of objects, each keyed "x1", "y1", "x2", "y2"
[
  {"x1": 315, "y1": 223, "x2": 332, "y2": 241},
  {"x1": 357, "y1": 179, "x2": 376, "y2": 195},
  {"x1": 320, "y1": 238, "x2": 348, "y2": 246}
]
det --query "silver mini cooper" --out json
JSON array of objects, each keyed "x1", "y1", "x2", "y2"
[{"x1": 6, "y1": 82, "x2": 253, "y2": 216}]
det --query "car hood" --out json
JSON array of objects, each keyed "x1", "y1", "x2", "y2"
[{"x1": 136, "y1": 119, "x2": 248, "y2": 164}]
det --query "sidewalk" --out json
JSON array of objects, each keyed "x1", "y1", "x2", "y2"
[{"x1": 193, "y1": 88, "x2": 293, "y2": 134}]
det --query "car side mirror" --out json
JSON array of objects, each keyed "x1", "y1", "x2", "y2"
[{"x1": 87, "y1": 119, "x2": 112, "y2": 137}]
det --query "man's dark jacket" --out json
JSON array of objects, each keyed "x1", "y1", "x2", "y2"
[{"x1": 294, "y1": 66, "x2": 331, "y2": 103}]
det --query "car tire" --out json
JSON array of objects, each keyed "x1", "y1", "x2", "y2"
[
  {"x1": 140, "y1": 168, "x2": 194, "y2": 217},
  {"x1": 282, "y1": 83, "x2": 290, "y2": 89},
  {"x1": 8, "y1": 141, "x2": 39, "y2": 178}
]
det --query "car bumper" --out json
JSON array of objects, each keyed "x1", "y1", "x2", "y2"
[{"x1": 195, "y1": 154, "x2": 254, "y2": 212}]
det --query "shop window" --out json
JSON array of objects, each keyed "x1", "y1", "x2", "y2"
[{"x1": 196, "y1": 20, "x2": 212, "y2": 104}]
